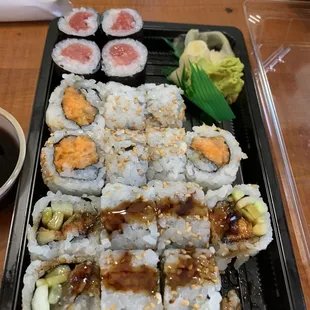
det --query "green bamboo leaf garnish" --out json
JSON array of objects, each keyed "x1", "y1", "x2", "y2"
[
  {"x1": 178, "y1": 62, "x2": 235, "y2": 122},
  {"x1": 162, "y1": 38, "x2": 184, "y2": 58}
]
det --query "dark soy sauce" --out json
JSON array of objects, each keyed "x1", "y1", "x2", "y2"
[{"x1": 0, "y1": 129, "x2": 19, "y2": 188}]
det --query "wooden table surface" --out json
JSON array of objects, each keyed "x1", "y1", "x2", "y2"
[{"x1": 0, "y1": 0, "x2": 309, "y2": 308}]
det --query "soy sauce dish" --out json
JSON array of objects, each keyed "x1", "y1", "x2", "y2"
[{"x1": 0, "y1": 108, "x2": 26, "y2": 199}]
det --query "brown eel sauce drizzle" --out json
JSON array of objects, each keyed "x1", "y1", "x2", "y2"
[
  {"x1": 165, "y1": 249, "x2": 218, "y2": 292},
  {"x1": 101, "y1": 252, "x2": 158, "y2": 295}
]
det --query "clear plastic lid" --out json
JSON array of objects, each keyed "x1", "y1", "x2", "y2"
[{"x1": 244, "y1": 0, "x2": 310, "y2": 264}]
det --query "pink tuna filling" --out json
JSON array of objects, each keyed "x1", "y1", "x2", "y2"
[
  {"x1": 61, "y1": 43, "x2": 93, "y2": 63},
  {"x1": 111, "y1": 11, "x2": 136, "y2": 31},
  {"x1": 69, "y1": 12, "x2": 93, "y2": 31},
  {"x1": 109, "y1": 43, "x2": 139, "y2": 66}
]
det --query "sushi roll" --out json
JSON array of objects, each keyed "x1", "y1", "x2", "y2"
[
  {"x1": 205, "y1": 184, "x2": 273, "y2": 269},
  {"x1": 186, "y1": 125, "x2": 247, "y2": 190},
  {"x1": 100, "y1": 183, "x2": 158, "y2": 250},
  {"x1": 147, "y1": 181, "x2": 210, "y2": 252},
  {"x1": 58, "y1": 7, "x2": 100, "y2": 38},
  {"x1": 22, "y1": 255, "x2": 101, "y2": 310},
  {"x1": 146, "y1": 127, "x2": 187, "y2": 182},
  {"x1": 101, "y1": 8, "x2": 143, "y2": 40},
  {"x1": 100, "y1": 250, "x2": 163, "y2": 310},
  {"x1": 162, "y1": 249, "x2": 222, "y2": 309},
  {"x1": 103, "y1": 129, "x2": 148, "y2": 186},
  {"x1": 103, "y1": 85, "x2": 146, "y2": 130},
  {"x1": 40, "y1": 130, "x2": 105, "y2": 196},
  {"x1": 27, "y1": 191, "x2": 101, "y2": 261},
  {"x1": 52, "y1": 38, "x2": 100, "y2": 76},
  {"x1": 138, "y1": 83, "x2": 186, "y2": 128},
  {"x1": 101, "y1": 38, "x2": 148, "y2": 86},
  {"x1": 46, "y1": 74, "x2": 105, "y2": 135}
]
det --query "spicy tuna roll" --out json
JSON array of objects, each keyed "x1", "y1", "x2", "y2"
[
  {"x1": 186, "y1": 125, "x2": 247, "y2": 190},
  {"x1": 58, "y1": 7, "x2": 100, "y2": 38},
  {"x1": 101, "y1": 8, "x2": 143, "y2": 40},
  {"x1": 52, "y1": 38, "x2": 100, "y2": 76},
  {"x1": 40, "y1": 130, "x2": 105, "y2": 196},
  {"x1": 46, "y1": 74, "x2": 105, "y2": 136},
  {"x1": 101, "y1": 38, "x2": 147, "y2": 86}
]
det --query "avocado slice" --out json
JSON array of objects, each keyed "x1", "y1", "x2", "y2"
[
  {"x1": 235, "y1": 196, "x2": 256, "y2": 210},
  {"x1": 254, "y1": 215, "x2": 267, "y2": 225},
  {"x1": 243, "y1": 204, "x2": 265, "y2": 220},
  {"x1": 238, "y1": 207, "x2": 255, "y2": 222},
  {"x1": 252, "y1": 223, "x2": 269, "y2": 236},
  {"x1": 231, "y1": 190, "x2": 245, "y2": 202}
]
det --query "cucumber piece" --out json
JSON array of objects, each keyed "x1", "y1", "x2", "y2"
[
  {"x1": 253, "y1": 223, "x2": 269, "y2": 236},
  {"x1": 48, "y1": 284, "x2": 62, "y2": 304},
  {"x1": 45, "y1": 274, "x2": 69, "y2": 287},
  {"x1": 45, "y1": 265, "x2": 71, "y2": 278},
  {"x1": 51, "y1": 202, "x2": 73, "y2": 219},
  {"x1": 254, "y1": 201, "x2": 268, "y2": 213},
  {"x1": 47, "y1": 211, "x2": 64, "y2": 231},
  {"x1": 31, "y1": 284, "x2": 50, "y2": 310},
  {"x1": 235, "y1": 196, "x2": 256, "y2": 210},
  {"x1": 244, "y1": 204, "x2": 265, "y2": 221},
  {"x1": 37, "y1": 230, "x2": 58, "y2": 245},
  {"x1": 254, "y1": 215, "x2": 267, "y2": 225},
  {"x1": 231, "y1": 190, "x2": 245, "y2": 202},
  {"x1": 36, "y1": 278, "x2": 47, "y2": 287},
  {"x1": 238, "y1": 207, "x2": 255, "y2": 222},
  {"x1": 41, "y1": 207, "x2": 53, "y2": 227}
]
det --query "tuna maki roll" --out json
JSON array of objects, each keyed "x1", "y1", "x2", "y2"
[
  {"x1": 22, "y1": 256, "x2": 101, "y2": 310},
  {"x1": 138, "y1": 83, "x2": 186, "y2": 128},
  {"x1": 103, "y1": 129, "x2": 148, "y2": 186},
  {"x1": 58, "y1": 7, "x2": 100, "y2": 38},
  {"x1": 40, "y1": 130, "x2": 105, "y2": 196},
  {"x1": 206, "y1": 184, "x2": 273, "y2": 269},
  {"x1": 186, "y1": 125, "x2": 247, "y2": 190},
  {"x1": 52, "y1": 38, "x2": 100, "y2": 76},
  {"x1": 101, "y1": 8, "x2": 143, "y2": 40},
  {"x1": 100, "y1": 183, "x2": 158, "y2": 250},
  {"x1": 147, "y1": 181, "x2": 210, "y2": 252},
  {"x1": 162, "y1": 249, "x2": 222, "y2": 309},
  {"x1": 27, "y1": 191, "x2": 101, "y2": 260},
  {"x1": 100, "y1": 250, "x2": 163, "y2": 310},
  {"x1": 46, "y1": 74, "x2": 105, "y2": 136},
  {"x1": 146, "y1": 127, "x2": 187, "y2": 182},
  {"x1": 101, "y1": 38, "x2": 148, "y2": 86}
]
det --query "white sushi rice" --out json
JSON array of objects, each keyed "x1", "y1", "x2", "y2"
[
  {"x1": 104, "y1": 129, "x2": 148, "y2": 186},
  {"x1": 101, "y1": 8, "x2": 143, "y2": 37},
  {"x1": 58, "y1": 7, "x2": 99, "y2": 37},
  {"x1": 186, "y1": 125, "x2": 248, "y2": 190},
  {"x1": 46, "y1": 74, "x2": 105, "y2": 135},
  {"x1": 146, "y1": 127, "x2": 187, "y2": 182},
  {"x1": 27, "y1": 191, "x2": 101, "y2": 260},
  {"x1": 162, "y1": 249, "x2": 222, "y2": 310},
  {"x1": 40, "y1": 130, "x2": 105, "y2": 196},
  {"x1": 138, "y1": 83, "x2": 186, "y2": 128},
  {"x1": 100, "y1": 183, "x2": 159, "y2": 250},
  {"x1": 99, "y1": 250, "x2": 163, "y2": 310},
  {"x1": 101, "y1": 38, "x2": 148, "y2": 77},
  {"x1": 103, "y1": 88, "x2": 146, "y2": 130},
  {"x1": 22, "y1": 255, "x2": 101, "y2": 310},
  {"x1": 147, "y1": 181, "x2": 210, "y2": 252},
  {"x1": 205, "y1": 184, "x2": 273, "y2": 269},
  {"x1": 52, "y1": 38, "x2": 100, "y2": 74}
]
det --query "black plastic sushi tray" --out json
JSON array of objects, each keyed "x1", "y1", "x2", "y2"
[{"x1": 0, "y1": 19, "x2": 305, "y2": 310}]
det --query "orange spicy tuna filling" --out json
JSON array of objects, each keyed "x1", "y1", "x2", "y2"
[
  {"x1": 54, "y1": 136, "x2": 99, "y2": 173},
  {"x1": 62, "y1": 86, "x2": 97, "y2": 126}
]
